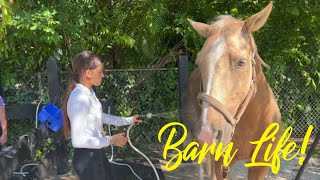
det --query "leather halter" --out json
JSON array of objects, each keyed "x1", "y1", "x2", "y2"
[{"x1": 197, "y1": 50, "x2": 257, "y2": 129}]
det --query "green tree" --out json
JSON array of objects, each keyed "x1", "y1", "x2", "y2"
[{"x1": 1, "y1": 0, "x2": 319, "y2": 127}]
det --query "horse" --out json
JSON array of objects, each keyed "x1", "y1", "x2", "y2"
[{"x1": 186, "y1": 3, "x2": 281, "y2": 180}]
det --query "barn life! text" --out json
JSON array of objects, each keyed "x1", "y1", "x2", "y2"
[{"x1": 158, "y1": 122, "x2": 314, "y2": 174}]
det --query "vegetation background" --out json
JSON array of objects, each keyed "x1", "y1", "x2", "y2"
[{"x1": 0, "y1": 0, "x2": 319, "y2": 150}]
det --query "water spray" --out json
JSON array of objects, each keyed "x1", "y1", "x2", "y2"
[{"x1": 139, "y1": 111, "x2": 178, "y2": 119}]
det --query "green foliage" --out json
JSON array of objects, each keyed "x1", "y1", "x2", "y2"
[
  {"x1": 1, "y1": 0, "x2": 320, "y2": 137},
  {"x1": 33, "y1": 137, "x2": 54, "y2": 162},
  {"x1": 9, "y1": 8, "x2": 61, "y2": 70},
  {"x1": 0, "y1": 0, "x2": 12, "y2": 55},
  {"x1": 3, "y1": 1, "x2": 319, "y2": 85}
]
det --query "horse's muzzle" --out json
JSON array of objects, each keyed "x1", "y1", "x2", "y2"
[{"x1": 197, "y1": 124, "x2": 219, "y2": 145}]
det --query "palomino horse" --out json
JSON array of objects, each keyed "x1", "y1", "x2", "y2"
[{"x1": 187, "y1": 3, "x2": 281, "y2": 180}]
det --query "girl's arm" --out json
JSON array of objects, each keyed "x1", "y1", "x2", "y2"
[
  {"x1": 102, "y1": 113, "x2": 134, "y2": 126},
  {"x1": 0, "y1": 106, "x2": 7, "y2": 145}
]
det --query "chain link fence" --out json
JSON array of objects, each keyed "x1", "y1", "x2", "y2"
[
  {"x1": 270, "y1": 74, "x2": 320, "y2": 139},
  {"x1": 102, "y1": 69, "x2": 180, "y2": 154},
  {"x1": 2, "y1": 72, "x2": 49, "y2": 145},
  {"x1": 3, "y1": 72, "x2": 49, "y2": 104},
  {"x1": 2, "y1": 67, "x2": 319, "y2": 147}
]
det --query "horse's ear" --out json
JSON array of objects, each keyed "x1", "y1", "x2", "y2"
[
  {"x1": 243, "y1": 3, "x2": 273, "y2": 33},
  {"x1": 188, "y1": 19, "x2": 215, "y2": 38}
]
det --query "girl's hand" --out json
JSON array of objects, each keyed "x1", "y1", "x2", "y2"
[
  {"x1": 110, "y1": 132, "x2": 127, "y2": 147},
  {"x1": 133, "y1": 114, "x2": 142, "y2": 125}
]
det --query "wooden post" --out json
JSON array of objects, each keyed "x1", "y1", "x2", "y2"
[
  {"x1": 178, "y1": 54, "x2": 192, "y2": 148},
  {"x1": 47, "y1": 59, "x2": 62, "y2": 106},
  {"x1": 47, "y1": 58, "x2": 68, "y2": 175}
]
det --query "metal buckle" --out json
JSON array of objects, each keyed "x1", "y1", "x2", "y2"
[{"x1": 221, "y1": 165, "x2": 230, "y2": 178}]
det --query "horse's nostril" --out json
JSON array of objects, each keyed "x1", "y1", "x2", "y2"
[
  {"x1": 216, "y1": 130, "x2": 223, "y2": 141},
  {"x1": 211, "y1": 129, "x2": 219, "y2": 139},
  {"x1": 198, "y1": 125, "x2": 220, "y2": 144}
]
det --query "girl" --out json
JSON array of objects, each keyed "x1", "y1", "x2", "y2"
[{"x1": 62, "y1": 51, "x2": 141, "y2": 180}]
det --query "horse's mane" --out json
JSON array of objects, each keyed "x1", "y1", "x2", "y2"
[{"x1": 209, "y1": 15, "x2": 240, "y2": 27}]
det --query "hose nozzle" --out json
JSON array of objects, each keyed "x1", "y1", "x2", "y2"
[{"x1": 139, "y1": 113, "x2": 152, "y2": 119}]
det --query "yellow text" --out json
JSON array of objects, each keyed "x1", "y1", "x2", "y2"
[
  {"x1": 244, "y1": 123, "x2": 313, "y2": 174},
  {"x1": 158, "y1": 122, "x2": 237, "y2": 171}
]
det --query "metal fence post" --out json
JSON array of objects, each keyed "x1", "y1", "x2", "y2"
[
  {"x1": 47, "y1": 58, "x2": 68, "y2": 175},
  {"x1": 178, "y1": 54, "x2": 192, "y2": 148},
  {"x1": 295, "y1": 129, "x2": 320, "y2": 180}
]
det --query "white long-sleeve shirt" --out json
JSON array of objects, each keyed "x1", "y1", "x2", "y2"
[{"x1": 67, "y1": 84, "x2": 134, "y2": 149}]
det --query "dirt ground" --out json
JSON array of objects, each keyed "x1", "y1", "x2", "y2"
[
  {"x1": 44, "y1": 153, "x2": 320, "y2": 180},
  {"x1": 42, "y1": 142, "x2": 320, "y2": 180},
  {"x1": 160, "y1": 156, "x2": 320, "y2": 180}
]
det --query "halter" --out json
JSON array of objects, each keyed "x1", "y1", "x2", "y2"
[{"x1": 197, "y1": 49, "x2": 257, "y2": 135}]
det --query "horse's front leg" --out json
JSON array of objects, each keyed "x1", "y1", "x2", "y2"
[{"x1": 205, "y1": 155, "x2": 217, "y2": 180}]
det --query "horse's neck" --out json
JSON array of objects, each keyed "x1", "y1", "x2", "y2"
[
  {"x1": 256, "y1": 63, "x2": 270, "y2": 92},
  {"x1": 239, "y1": 62, "x2": 281, "y2": 137}
]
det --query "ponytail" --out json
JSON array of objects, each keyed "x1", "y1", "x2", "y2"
[
  {"x1": 62, "y1": 80, "x2": 76, "y2": 139},
  {"x1": 63, "y1": 50, "x2": 102, "y2": 139}
]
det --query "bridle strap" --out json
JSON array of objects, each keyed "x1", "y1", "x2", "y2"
[
  {"x1": 197, "y1": 82, "x2": 256, "y2": 128},
  {"x1": 234, "y1": 59, "x2": 257, "y2": 122},
  {"x1": 197, "y1": 93, "x2": 236, "y2": 127}
]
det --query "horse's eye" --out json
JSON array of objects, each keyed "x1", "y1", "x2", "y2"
[{"x1": 236, "y1": 59, "x2": 246, "y2": 68}]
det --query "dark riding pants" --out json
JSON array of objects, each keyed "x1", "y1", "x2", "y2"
[{"x1": 73, "y1": 148, "x2": 113, "y2": 180}]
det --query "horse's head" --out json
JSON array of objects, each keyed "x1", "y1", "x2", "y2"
[{"x1": 189, "y1": 3, "x2": 272, "y2": 145}]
